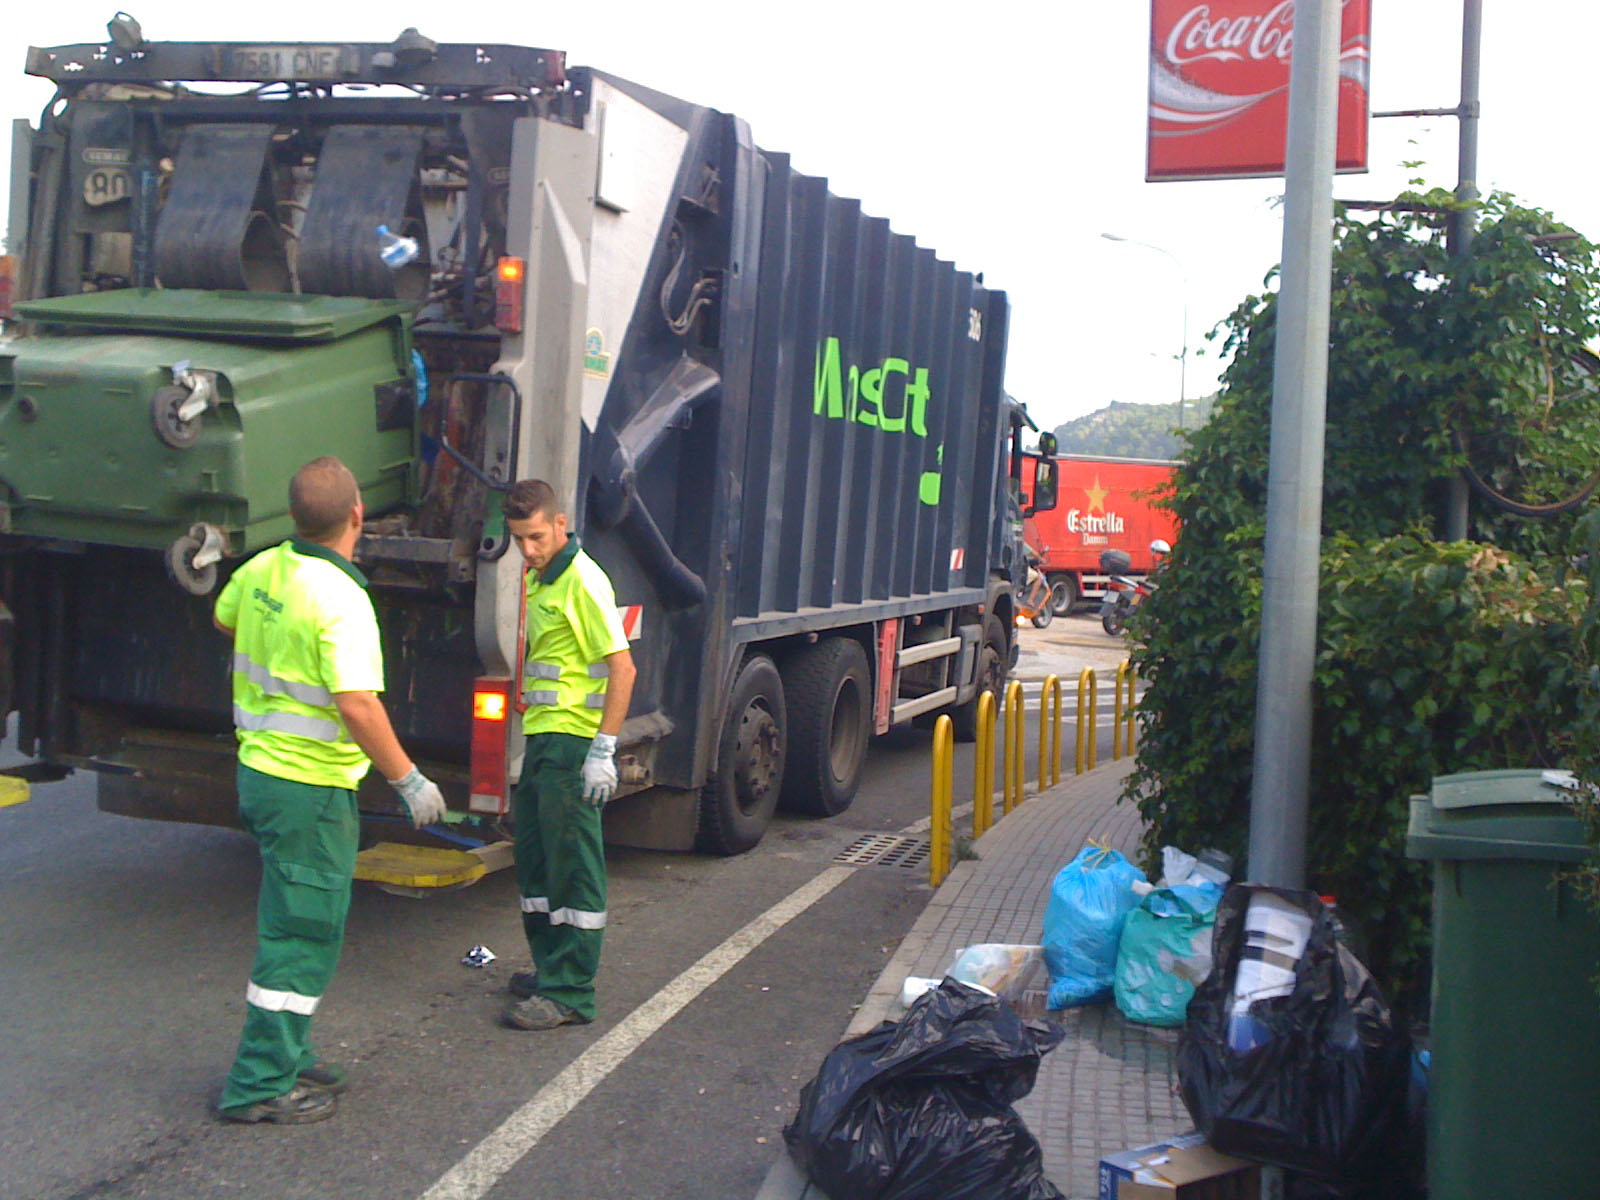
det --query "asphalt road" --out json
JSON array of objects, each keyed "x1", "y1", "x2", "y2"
[{"x1": 0, "y1": 614, "x2": 1133, "y2": 1200}]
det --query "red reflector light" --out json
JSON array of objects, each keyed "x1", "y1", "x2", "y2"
[
  {"x1": 0, "y1": 255, "x2": 14, "y2": 321},
  {"x1": 470, "y1": 677, "x2": 513, "y2": 814}
]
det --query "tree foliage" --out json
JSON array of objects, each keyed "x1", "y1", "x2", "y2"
[
  {"x1": 1125, "y1": 191, "x2": 1600, "y2": 1009},
  {"x1": 1049, "y1": 397, "x2": 1215, "y2": 460}
]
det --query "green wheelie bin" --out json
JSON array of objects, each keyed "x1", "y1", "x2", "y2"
[{"x1": 1405, "y1": 769, "x2": 1600, "y2": 1196}]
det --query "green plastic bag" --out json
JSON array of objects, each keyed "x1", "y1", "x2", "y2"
[{"x1": 1113, "y1": 889, "x2": 1215, "y2": 1027}]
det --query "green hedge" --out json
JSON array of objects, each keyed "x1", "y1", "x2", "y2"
[{"x1": 1123, "y1": 192, "x2": 1600, "y2": 1011}]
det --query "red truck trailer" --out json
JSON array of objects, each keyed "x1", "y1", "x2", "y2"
[{"x1": 1020, "y1": 453, "x2": 1179, "y2": 614}]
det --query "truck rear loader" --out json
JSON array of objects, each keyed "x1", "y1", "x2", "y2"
[{"x1": 0, "y1": 28, "x2": 1057, "y2": 865}]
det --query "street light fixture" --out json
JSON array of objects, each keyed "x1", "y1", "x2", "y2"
[{"x1": 1101, "y1": 232, "x2": 1189, "y2": 429}]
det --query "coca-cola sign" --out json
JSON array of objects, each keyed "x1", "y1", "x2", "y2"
[{"x1": 1148, "y1": 0, "x2": 1370, "y2": 181}]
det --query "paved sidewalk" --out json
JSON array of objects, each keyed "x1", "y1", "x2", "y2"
[{"x1": 755, "y1": 757, "x2": 1187, "y2": 1200}]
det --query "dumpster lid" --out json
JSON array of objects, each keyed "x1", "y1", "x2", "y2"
[
  {"x1": 1406, "y1": 769, "x2": 1594, "y2": 863},
  {"x1": 1431, "y1": 768, "x2": 1577, "y2": 811},
  {"x1": 16, "y1": 289, "x2": 414, "y2": 342}
]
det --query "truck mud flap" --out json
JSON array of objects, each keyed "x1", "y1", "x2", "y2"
[
  {"x1": 297, "y1": 125, "x2": 429, "y2": 299},
  {"x1": 153, "y1": 124, "x2": 288, "y2": 292}
]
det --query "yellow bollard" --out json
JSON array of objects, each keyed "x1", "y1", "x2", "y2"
[
  {"x1": 1120, "y1": 660, "x2": 1137, "y2": 755},
  {"x1": 974, "y1": 690, "x2": 996, "y2": 838},
  {"x1": 1113, "y1": 661, "x2": 1128, "y2": 760},
  {"x1": 1039, "y1": 674, "x2": 1062, "y2": 791},
  {"x1": 931, "y1": 714, "x2": 954, "y2": 887},
  {"x1": 1004, "y1": 680, "x2": 1024, "y2": 814},
  {"x1": 1076, "y1": 668, "x2": 1098, "y2": 773}
]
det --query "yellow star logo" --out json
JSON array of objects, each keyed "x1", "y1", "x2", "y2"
[{"x1": 1084, "y1": 475, "x2": 1109, "y2": 514}]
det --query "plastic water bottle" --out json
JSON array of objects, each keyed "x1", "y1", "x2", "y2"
[{"x1": 377, "y1": 224, "x2": 418, "y2": 269}]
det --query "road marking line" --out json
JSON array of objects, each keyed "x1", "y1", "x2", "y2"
[{"x1": 418, "y1": 865, "x2": 857, "y2": 1200}]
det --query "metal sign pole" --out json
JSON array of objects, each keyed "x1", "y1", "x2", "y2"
[{"x1": 1246, "y1": 0, "x2": 1343, "y2": 888}]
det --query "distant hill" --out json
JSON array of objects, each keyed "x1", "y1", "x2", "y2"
[{"x1": 1046, "y1": 396, "x2": 1215, "y2": 460}]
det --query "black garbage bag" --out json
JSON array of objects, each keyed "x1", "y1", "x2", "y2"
[
  {"x1": 1177, "y1": 885, "x2": 1417, "y2": 1194},
  {"x1": 783, "y1": 979, "x2": 1065, "y2": 1200}
]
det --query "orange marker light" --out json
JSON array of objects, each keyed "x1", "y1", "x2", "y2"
[
  {"x1": 473, "y1": 689, "x2": 508, "y2": 722},
  {"x1": 495, "y1": 256, "x2": 526, "y2": 333}
]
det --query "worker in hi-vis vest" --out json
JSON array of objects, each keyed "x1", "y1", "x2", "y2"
[
  {"x1": 212, "y1": 456, "x2": 446, "y2": 1124},
  {"x1": 501, "y1": 478, "x2": 636, "y2": 1030}
]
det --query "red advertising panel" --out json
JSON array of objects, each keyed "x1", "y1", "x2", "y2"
[{"x1": 1147, "y1": 0, "x2": 1370, "y2": 181}]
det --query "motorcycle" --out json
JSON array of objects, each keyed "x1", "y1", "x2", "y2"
[{"x1": 1099, "y1": 540, "x2": 1169, "y2": 636}]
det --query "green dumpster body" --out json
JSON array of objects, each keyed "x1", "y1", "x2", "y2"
[
  {"x1": 0, "y1": 289, "x2": 416, "y2": 555},
  {"x1": 1406, "y1": 769, "x2": 1600, "y2": 1196}
]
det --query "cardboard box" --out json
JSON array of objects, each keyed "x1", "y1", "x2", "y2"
[{"x1": 1099, "y1": 1132, "x2": 1258, "y2": 1200}]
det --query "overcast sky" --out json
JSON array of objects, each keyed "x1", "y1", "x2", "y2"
[{"x1": 5, "y1": 3, "x2": 1597, "y2": 432}]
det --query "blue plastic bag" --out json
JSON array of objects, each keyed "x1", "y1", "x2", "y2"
[
  {"x1": 1041, "y1": 845, "x2": 1145, "y2": 1008},
  {"x1": 1113, "y1": 888, "x2": 1216, "y2": 1027}
]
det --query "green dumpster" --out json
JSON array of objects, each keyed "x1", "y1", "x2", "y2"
[{"x1": 1406, "y1": 768, "x2": 1600, "y2": 1196}]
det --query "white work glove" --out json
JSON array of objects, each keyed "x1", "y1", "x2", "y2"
[
  {"x1": 581, "y1": 734, "x2": 619, "y2": 808},
  {"x1": 389, "y1": 767, "x2": 447, "y2": 828}
]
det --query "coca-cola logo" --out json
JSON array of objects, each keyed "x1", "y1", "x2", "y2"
[
  {"x1": 1147, "y1": 0, "x2": 1369, "y2": 179},
  {"x1": 1165, "y1": 1, "x2": 1296, "y2": 66}
]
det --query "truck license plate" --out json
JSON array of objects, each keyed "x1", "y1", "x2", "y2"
[{"x1": 227, "y1": 46, "x2": 354, "y2": 81}]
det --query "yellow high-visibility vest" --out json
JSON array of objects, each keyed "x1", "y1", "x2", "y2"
[
  {"x1": 215, "y1": 539, "x2": 384, "y2": 788},
  {"x1": 521, "y1": 536, "x2": 629, "y2": 738}
]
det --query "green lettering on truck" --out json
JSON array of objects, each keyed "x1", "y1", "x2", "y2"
[{"x1": 812, "y1": 337, "x2": 941, "y2": 504}]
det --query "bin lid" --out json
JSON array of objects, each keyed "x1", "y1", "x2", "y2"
[
  {"x1": 1405, "y1": 769, "x2": 1593, "y2": 863},
  {"x1": 16, "y1": 289, "x2": 414, "y2": 342}
]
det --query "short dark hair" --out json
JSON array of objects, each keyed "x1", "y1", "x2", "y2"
[
  {"x1": 289, "y1": 456, "x2": 359, "y2": 542},
  {"x1": 502, "y1": 479, "x2": 561, "y2": 522}
]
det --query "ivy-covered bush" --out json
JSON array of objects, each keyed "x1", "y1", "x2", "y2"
[{"x1": 1126, "y1": 192, "x2": 1600, "y2": 1009}]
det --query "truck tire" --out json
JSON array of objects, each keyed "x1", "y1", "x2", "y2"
[
  {"x1": 950, "y1": 615, "x2": 1007, "y2": 743},
  {"x1": 697, "y1": 655, "x2": 786, "y2": 855},
  {"x1": 779, "y1": 637, "x2": 872, "y2": 817},
  {"x1": 1048, "y1": 574, "x2": 1078, "y2": 616}
]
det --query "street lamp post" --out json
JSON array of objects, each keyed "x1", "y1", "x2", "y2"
[{"x1": 1101, "y1": 232, "x2": 1189, "y2": 429}]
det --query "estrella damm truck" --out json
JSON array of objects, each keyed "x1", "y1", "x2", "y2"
[{"x1": 0, "y1": 27, "x2": 1056, "y2": 861}]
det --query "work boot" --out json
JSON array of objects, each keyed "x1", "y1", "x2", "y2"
[
  {"x1": 297, "y1": 1062, "x2": 349, "y2": 1095},
  {"x1": 217, "y1": 1084, "x2": 337, "y2": 1125},
  {"x1": 507, "y1": 968, "x2": 540, "y2": 999},
  {"x1": 503, "y1": 994, "x2": 589, "y2": 1031}
]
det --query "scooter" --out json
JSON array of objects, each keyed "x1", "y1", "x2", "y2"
[
  {"x1": 1099, "y1": 540, "x2": 1169, "y2": 636},
  {"x1": 1018, "y1": 555, "x2": 1054, "y2": 629}
]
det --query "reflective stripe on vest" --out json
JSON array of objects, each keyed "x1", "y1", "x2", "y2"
[
  {"x1": 233, "y1": 651, "x2": 334, "y2": 708},
  {"x1": 246, "y1": 980, "x2": 321, "y2": 1016},
  {"x1": 234, "y1": 705, "x2": 342, "y2": 742},
  {"x1": 521, "y1": 659, "x2": 609, "y2": 710},
  {"x1": 520, "y1": 895, "x2": 608, "y2": 929}
]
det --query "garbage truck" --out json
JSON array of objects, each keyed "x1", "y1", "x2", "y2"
[{"x1": 0, "y1": 27, "x2": 1057, "y2": 865}]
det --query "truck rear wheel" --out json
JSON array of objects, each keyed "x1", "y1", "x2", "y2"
[
  {"x1": 1048, "y1": 574, "x2": 1078, "y2": 616},
  {"x1": 950, "y1": 615, "x2": 1007, "y2": 743},
  {"x1": 779, "y1": 637, "x2": 871, "y2": 817},
  {"x1": 697, "y1": 655, "x2": 786, "y2": 855}
]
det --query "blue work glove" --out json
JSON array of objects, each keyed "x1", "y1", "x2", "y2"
[
  {"x1": 582, "y1": 734, "x2": 619, "y2": 808},
  {"x1": 388, "y1": 766, "x2": 447, "y2": 827}
]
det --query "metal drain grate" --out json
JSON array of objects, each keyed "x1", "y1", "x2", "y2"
[{"x1": 834, "y1": 833, "x2": 931, "y2": 871}]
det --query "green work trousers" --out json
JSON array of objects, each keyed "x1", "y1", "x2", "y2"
[
  {"x1": 218, "y1": 764, "x2": 359, "y2": 1113},
  {"x1": 514, "y1": 733, "x2": 606, "y2": 1021}
]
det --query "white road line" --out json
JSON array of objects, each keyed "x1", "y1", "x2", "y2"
[{"x1": 417, "y1": 865, "x2": 857, "y2": 1200}]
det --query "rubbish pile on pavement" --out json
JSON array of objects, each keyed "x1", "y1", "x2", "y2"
[{"x1": 780, "y1": 833, "x2": 1424, "y2": 1200}]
